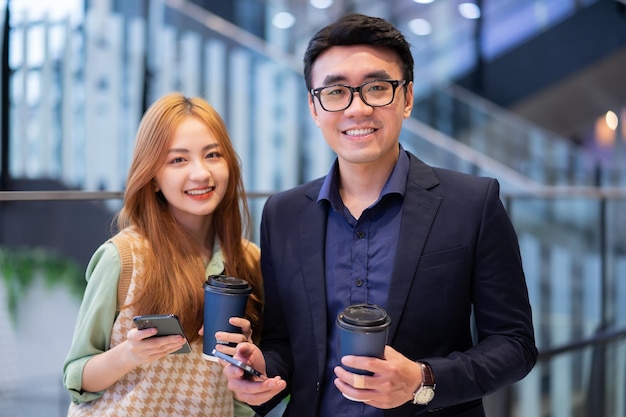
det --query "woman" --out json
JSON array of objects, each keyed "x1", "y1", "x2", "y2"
[{"x1": 63, "y1": 92, "x2": 263, "y2": 416}]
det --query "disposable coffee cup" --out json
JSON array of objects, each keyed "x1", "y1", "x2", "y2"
[
  {"x1": 202, "y1": 274, "x2": 252, "y2": 361},
  {"x1": 336, "y1": 304, "x2": 390, "y2": 401}
]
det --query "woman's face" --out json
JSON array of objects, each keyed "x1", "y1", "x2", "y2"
[{"x1": 154, "y1": 117, "x2": 229, "y2": 231}]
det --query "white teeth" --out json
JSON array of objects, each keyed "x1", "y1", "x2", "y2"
[
  {"x1": 345, "y1": 128, "x2": 374, "y2": 136},
  {"x1": 186, "y1": 188, "x2": 213, "y2": 195}
]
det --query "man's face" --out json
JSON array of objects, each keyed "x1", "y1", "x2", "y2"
[{"x1": 308, "y1": 44, "x2": 414, "y2": 169}]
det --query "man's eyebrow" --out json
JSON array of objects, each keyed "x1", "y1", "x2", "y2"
[
  {"x1": 320, "y1": 71, "x2": 393, "y2": 87},
  {"x1": 320, "y1": 75, "x2": 347, "y2": 86},
  {"x1": 365, "y1": 70, "x2": 393, "y2": 80}
]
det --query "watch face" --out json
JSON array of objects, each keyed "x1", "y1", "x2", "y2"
[{"x1": 414, "y1": 387, "x2": 435, "y2": 405}]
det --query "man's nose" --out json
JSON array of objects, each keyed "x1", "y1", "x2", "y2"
[{"x1": 345, "y1": 90, "x2": 372, "y2": 113}]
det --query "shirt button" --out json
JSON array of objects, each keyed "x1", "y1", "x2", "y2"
[
  {"x1": 355, "y1": 279, "x2": 364, "y2": 287},
  {"x1": 356, "y1": 231, "x2": 365, "y2": 239}
]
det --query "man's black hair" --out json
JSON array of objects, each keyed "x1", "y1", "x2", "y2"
[{"x1": 303, "y1": 13, "x2": 414, "y2": 91}]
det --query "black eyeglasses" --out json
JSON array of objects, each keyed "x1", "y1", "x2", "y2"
[{"x1": 310, "y1": 79, "x2": 407, "y2": 112}]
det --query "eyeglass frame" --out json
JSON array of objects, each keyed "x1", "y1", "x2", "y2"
[{"x1": 309, "y1": 79, "x2": 408, "y2": 112}]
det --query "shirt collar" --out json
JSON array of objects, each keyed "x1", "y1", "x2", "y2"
[
  {"x1": 205, "y1": 238, "x2": 225, "y2": 275},
  {"x1": 317, "y1": 144, "x2": 409, "y2": 211}
]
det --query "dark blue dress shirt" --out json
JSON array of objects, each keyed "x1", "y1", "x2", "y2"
[{"x1": 317, "y1": 148, "x2": 409, "y2": 417}]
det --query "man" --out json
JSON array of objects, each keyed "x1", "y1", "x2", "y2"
[{"x1": 222, "y1": 13, "x2": 537, "y2": 417}]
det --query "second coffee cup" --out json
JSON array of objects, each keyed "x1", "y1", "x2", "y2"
[
  {"x1": 202, "y1": 274, "x2": 252, "y2": 362},
  {"x1": 336, "y1": 303, "x2": 391, "y2": 376}
]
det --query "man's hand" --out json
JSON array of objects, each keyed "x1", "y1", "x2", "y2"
[
  {"x1": 333, "y1": 345, "x2": 422, "y2": 408},
  {"x1": 220, "y1": 342, "x2": 287, "y2": 405}
]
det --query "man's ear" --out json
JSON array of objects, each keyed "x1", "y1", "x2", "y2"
[
  {"x1": 403, "y1": 81, "x2": 414, "y2": 119},
  {"x1": 308, "y1": 94, "x2": 321, "y2": 127}
]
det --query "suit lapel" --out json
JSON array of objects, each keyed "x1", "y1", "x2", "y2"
[{"x1": 387, "y1": 154, "x2": 441, "y2": 342}]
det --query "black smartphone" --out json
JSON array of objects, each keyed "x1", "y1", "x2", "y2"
[
  {"x1": 133, "y1": 314, "x2": 192, "y2": 354},
  {"x1": 211, "y1": 348, "x2": 267, "y2": 380}
]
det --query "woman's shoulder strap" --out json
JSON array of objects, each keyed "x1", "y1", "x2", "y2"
[{"x1": 109, "y1": 231, "x2": 134, "y2": 310}]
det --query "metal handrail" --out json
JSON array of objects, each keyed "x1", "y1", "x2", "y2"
[
  {"x1": 0, "y1": 191, "x2": 125, "y2": 201},
  {"x1": 2, "y1": 186, "x2": 626, "y2": 202},
  {"x1": 537, "y1": 326, "x2": 626, "y2": 362},
  {"x1": 504, "y1": 186, "x2": 626, "y2": 199}
]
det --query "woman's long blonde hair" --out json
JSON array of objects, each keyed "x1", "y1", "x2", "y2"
[{"x1": 115, "y1": 92, "x2": 262, "y2": 343}]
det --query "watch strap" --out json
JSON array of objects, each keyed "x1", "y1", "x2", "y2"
[{"x1": 421, "y1": 362, "x2": 435, "y2": 387}]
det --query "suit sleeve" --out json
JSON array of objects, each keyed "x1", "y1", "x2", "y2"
[
  {"x1": 422, "y1": 178, "x2": 537, "y2": 409},
  {"x1": 253, "y1": 193, "x2": 294, "y2": 413}
]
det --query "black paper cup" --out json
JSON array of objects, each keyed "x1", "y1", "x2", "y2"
[
  {"x1": 202, "y1": 274, "x2": 252, "y2": 361},
  {"x1": 337, "y1": 304, "x2": 391, "y2": 401}
]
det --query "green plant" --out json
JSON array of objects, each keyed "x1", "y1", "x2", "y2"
[{"x1": 0, "y1": 246, "x2": 86, "y2": 322}]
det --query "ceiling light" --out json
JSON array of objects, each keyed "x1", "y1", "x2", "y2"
[
  {"x1": 310, "y1": 0, "x2": 333, "y2": 9},
  {"x1": 413, "y1": 0, "x2": 435, "y2": 4},
  {"x1": 606, "y1": 111, "x2": 618, "y2": 131},
  {"x1": 458, "y1": 3, "x2": 481, "y2": 19},
  {"x1": 408, "y1": 18, "x2": 432, "y2": 36},
  {"x1": 272, "y1": 12, "x2": 296, "y2": 29}
]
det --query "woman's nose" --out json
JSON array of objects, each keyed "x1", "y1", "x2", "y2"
[{"x1": 189, "y1": 160, "x2": 212, "y2": 180}]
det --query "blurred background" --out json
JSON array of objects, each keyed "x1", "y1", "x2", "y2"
[{"x1": 0, "y1": 0, "x2": 625, "y2": 416}]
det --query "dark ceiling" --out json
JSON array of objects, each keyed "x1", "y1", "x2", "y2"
[{"x1": 512, "y1": 47, "x2": 626, "y2": 140}]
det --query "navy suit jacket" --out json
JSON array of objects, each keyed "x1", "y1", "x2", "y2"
[{"x1": 256, "y1": 151, "x2": 537, "y2": 417}]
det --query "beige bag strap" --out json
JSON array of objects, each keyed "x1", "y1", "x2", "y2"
[{"x1": 110, "y1": 234, "x2": 133, "y2": 311}]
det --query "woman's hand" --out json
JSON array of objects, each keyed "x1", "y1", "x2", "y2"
[
  {"x1": 81, "y1": 327, "x2": 186, "y2": 393},
  {"x1": 125, "y1": 327, "x2": 187, "y2": 365},
  {"x1": 201, "y1": 317, "x2": 252, "y2": 356}
]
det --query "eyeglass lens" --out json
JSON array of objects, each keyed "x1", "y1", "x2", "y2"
[{"x1": 318, "y1": 80, "x2": 398, "y2": 111}]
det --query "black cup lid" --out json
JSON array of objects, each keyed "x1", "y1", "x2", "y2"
[
  {"x1": 338, "y1": 304, "x2": 389, "y2": 327},
  {"x1": 206, "y1": 274, "x2": 251, "y2": 290}
]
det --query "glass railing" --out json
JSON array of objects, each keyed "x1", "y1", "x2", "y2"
[
  {"x1": 501, "y1": 190, "x2": 626, "y2": 417},
  {"x1": 400, "y1": 116, "x2": 544, "y2": 193},
  {"x1": 412, "y1": 84, "x2": 626, "y2": 188},
  {"x1": 1, "y1": 189, "x2": 626, "y2": 417}
]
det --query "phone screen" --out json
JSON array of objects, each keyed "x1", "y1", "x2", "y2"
[
  {"x1": 133, "y1": 314, "x2": 192, "y2": 354},
  {"x1": 211, "y1": 349, "x2": 267, "y2": 380}
]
